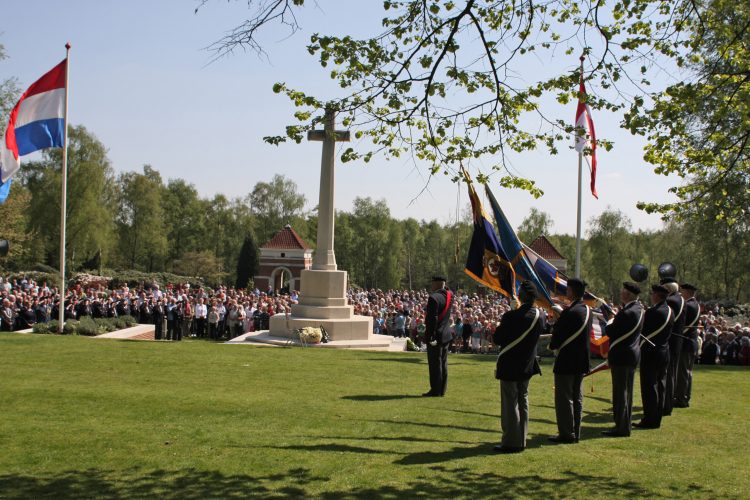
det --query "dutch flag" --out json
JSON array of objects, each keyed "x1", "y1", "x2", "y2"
[{"x1": 0, "y1": 58, "x2": 67, "y2": 203}]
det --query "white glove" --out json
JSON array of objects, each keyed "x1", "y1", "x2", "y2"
[{"x1": 429, "y1": 340, "x2": 437, "y2": 347}]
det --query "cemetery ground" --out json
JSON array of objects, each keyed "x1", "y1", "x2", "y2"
[{"x1": 1, "y1": 334, "x2": 748, "y2": 499}]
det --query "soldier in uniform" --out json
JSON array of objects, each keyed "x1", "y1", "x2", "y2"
[
  {"x1": 602, "y1": 282, "x2": 644, "y2": 437},
  {"x1": 493, "y1": 281, "x2": 545, "y2": 453},
  {"x1": 422, "y1": 276, "x2": 454, "y2": 397},
  {"x1": 636, "y1": 284, "x2": 674, "y2": 429},
  {"x1": 661, "y1": 277, "x2": 685, "y2": 416},
  {"x1": 675, "y1": 283, "x2": 700, "y2": 408},
  {"x1": 549, "y1": 278, "x2": 591, "y2": 444}
]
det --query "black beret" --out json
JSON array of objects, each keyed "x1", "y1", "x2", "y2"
[
  {"x1": 568, "y1": 277, "x2": 587, "y2": 290},
  {"x1": 651, "y1": 284, "x2": 669, "y2": 295},
  {"x1": 660, "y1": 277, "x2": 677, "y2": 285},
  {"x1": 623, "y1": 281, "x2": 641, "y2": 295},
  {"x1": 680, "y1": 283, "x2": 698, "y2": 291},
  {"x1": 519, "y1": 280, "x2": 538, "y2": 299},
  {"x1": 431, "y1": 275, "x2": 447, "y2": 282}
]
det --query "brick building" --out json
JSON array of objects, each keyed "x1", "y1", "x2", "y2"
[
  {"x1": 528, "y1": 235, "x2": 568, "y2": 273},
  {"x1": 253, "y1": 225, "x2": 312, "y2": 293}
]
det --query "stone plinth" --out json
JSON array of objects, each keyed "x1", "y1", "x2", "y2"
[{"x1": 269, "y1": 269, "x2": 373, "y2": 341}]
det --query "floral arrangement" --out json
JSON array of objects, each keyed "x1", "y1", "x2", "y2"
[{"x1": 296, "y1": 326, "x2": 323, "y2": 344}]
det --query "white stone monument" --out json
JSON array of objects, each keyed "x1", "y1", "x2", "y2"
[{"x1": 269, "y1": 108, "x2": 372, "y2": 340}]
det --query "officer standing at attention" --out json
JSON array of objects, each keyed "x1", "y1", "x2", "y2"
[
  {"x1": 636, "y1": 284, "x2": 674, "y2": 429},
  {"x1": 422, "y1": 275, "x2": 453, "y2": 397},
  {"x1": 493, "y1": 281, "x2": 545, "y2": 453},
  {"x1": 661, "y1": 277, "x2": 685, "y2": 417},
  {"x1": 549, "y1": 278, "x2": 591, "y2": 444},
  {"x1": 675, "y1": 283, "x2": 700, "y2": 408},
  {"x1": 602, "y1": 282, "x2": 644, "y2": 437}
]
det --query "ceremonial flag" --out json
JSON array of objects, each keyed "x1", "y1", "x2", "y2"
[
  {"x1": 584, "y1": 360, "x2": 609, "y2": 377},
  {"x1": 483, "y1": 185, "x2": 555, "y2": 310},
  {"x1": 0, "y1": 58, "x2": 67, "y2": 203},
  {"x1": 463, "y1": 174, "x2": 516, "y2": 299},
  {"x1": 574, "y1": 75, "x2": 598, "y2": 199},
  {"x1": 523, "y1": 243, "x2": 606, "y2": 308}
]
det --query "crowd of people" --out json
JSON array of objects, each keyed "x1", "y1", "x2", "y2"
[{"x1": 0, "y1": 275, "x2": 748, "y2": 365}]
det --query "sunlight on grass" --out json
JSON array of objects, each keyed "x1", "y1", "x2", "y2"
[{"x1": 1, "y1": 333, "x2": 747, "y2": 498}]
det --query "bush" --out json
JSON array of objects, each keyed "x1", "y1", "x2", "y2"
[
  {"x1": 63, "y1": 320, "x2": 79, "y2": 335},
  {"x1": 32, "y1": 322, "x2": 53, "y2": 334},
  {"x1": 96, "y1": 318, "x2": 117, "y2": 333},
  {"x1": 120, "y1": 315, "x2": 137, "y2": 327},
  {"x1": 77, "y1": 317, "x2": 99, "y2": 336}
]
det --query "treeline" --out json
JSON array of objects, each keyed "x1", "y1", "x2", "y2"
[{"x1": 0, "y1": 125, "x2": 747, "y2": 303}]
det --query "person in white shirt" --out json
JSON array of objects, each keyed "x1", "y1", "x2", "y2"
[{"x1": 195, "y1": 298, "x2": 208, "y2": 338}]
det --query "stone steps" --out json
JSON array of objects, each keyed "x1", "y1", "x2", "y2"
[{"x1": 227, "y1": 331, "x2": 407, "y2": 351}]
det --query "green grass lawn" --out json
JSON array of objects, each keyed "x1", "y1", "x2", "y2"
[{"x1": 1, "y1": 333, "x2": 748, "y2": 499}]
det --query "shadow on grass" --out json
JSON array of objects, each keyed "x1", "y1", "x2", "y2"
[
  {"x1": 0, "y1": 466, "x2": 715, "y2": 498},
  {"x1": 364, "y1": 418, "x2": 497, "y2": 434},
  {"x1": 308, "y1": 435, "x2": 476, "y2": 445},
  {"x1": 362, "y1": 356, "x2": 424, "y2": 364},
  {"x1": 341, "y1": 394, "x2": 423, "y2": 401}
]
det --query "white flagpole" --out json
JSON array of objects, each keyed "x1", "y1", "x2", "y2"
[
  {"x1": 58, "y1": 43, "x2": 71, "y2": 333},
  {"x1": 574, "y1": 54, "x2": 584, "y2": 279}
]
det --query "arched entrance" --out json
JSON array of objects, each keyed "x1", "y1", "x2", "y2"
[{"x1": 269, "y1": 266, "x2": 294, "y2": 293}]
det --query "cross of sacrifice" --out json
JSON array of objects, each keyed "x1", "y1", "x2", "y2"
[{"x1": 307, "y1": 107, "x2": 350, "y2": 271}]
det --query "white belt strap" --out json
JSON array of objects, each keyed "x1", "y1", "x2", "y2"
[
  {"x1": 674, "y1": 296, "x2": 684, "y2": 320},
  {"x1": 554, "y1": 306, "x2": 590, "y2": 355},
  {"x1": 498, "y1": 308, "x2": 540, "y2": 358},
  {"x1": 609, "y1": 309, "x2": 644, "y2": 350},
  {"x1": 640, "y1": 307, "x2": 672, "y2": 347}
]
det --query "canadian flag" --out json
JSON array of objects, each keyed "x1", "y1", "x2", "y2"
[{"x1": 575, "y1": 78, "x2": 598, "y2": 199}]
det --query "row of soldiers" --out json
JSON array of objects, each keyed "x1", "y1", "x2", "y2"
[
  {"x1": 490, "y1": 277, "x2": 699, "y2": 452},
  {"x1": 420, "y1": 275, "x2": 700, "y2": 453}
]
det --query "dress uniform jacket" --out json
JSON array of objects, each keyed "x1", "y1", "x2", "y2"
[
  {"x1": 549, "y1": 300, "x2": 591, "y2": 374},
  {"x1": 425, "y1": 288, "x2": 453, "y2": 345},
  {"x1": 493, "y1": 304, "x2": 545, "y2": 381},
  {"x1": 607, "y1": 301, "x2": 644, "y2": 368},
  {"x1": 641, "y1": 300, "x2": 673, "y2": 362},
  {"x1": 681, "y1": 297, "x2": 700, "y2": 354},
  {"x1": 666, "y1": 292, "x2": 686, "y2": 352}
]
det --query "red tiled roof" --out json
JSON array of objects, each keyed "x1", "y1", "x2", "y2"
[
  {"x1": 528, "y1": 235, "x2": 566, "y2": 261},
  {"x1": 261, "y1": 225, "x2": 311, "y2": 250}
]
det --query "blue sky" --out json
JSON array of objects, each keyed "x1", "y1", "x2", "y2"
[{"x1": 1, "y1": 1, "x2": 679, "y2": 235}]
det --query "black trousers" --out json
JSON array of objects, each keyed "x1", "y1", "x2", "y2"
[
  {"x1": 154, "y1": 318, "x2": 163, "y2": 340},
  {"x1": 554, "y1": 373, "x2": 584, "y2": 440},
  {"x1": 665, "y1": 339, "x2": 682, "y2": 415},
  {"x1": 675, "y1": 349, "x2": 695, "y2": 405},
  {"x1": 196, "y1": 318, "x2": 206, "y2": 338},
  {"x1": 640, "y1": 348, "x2": 669, "y2": 427},
  {"x1": 166, "y1": 319, "x2": 176, "y2": 340},
  {"x1": 427, "y1": 342, "x2": 449, "y2": 396},
  {"x1": 611, "y1": 365, "x2": 635, "y2": 435}
]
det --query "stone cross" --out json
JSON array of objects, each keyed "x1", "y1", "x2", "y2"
[{"x1": 307, "y1": 108, "x2": 350, "y2": 271}]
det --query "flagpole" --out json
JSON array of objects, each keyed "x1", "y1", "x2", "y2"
[
  {"x1": 574, "y1": 54, "x2": 584, "y2": 279},
  {"x1": 58, "y1": 43, "x2": 71, "y2": 333}
]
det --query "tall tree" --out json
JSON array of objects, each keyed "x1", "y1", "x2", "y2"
[
  {"x1": 586, "y1": 209, "x2": 632, "y2": 301},
  {"x1": 24, "y1": 125, "x2": 116, "y2": 270},
  {"x1": 116, "y1": 165, "x2": 168, "y2": 270},
  {"x1": 235, "y1": 234, "x2": 260, "y2": 289},
  {"x1": 516, "y1": 208, "x2": 554, "y2": 245},
  {"x1": 162, "y1": 179, "x2": 206, "y2": 264},
  {"x1": 0, "y1": 42, "x2": 20, "y2": 124},
  {"x1": 248, "y1": 174, "x2": 307, "y2": 244},
  {"x1": 203, "y1": 194, "x2": 255, "y2": 284}
]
